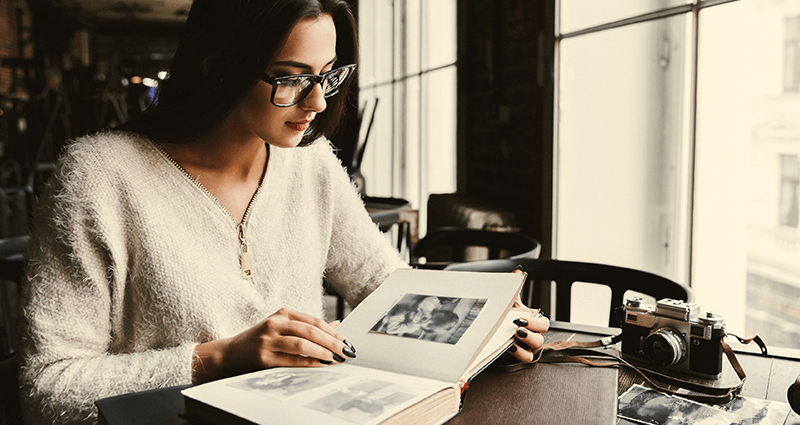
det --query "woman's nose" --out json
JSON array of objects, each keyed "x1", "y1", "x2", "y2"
[{"x1": 300, "y1": 83, "x2": 327, "y2": 113}]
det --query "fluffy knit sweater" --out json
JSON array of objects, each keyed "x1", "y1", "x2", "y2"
[{"x1": 20, "y1": 131, "x2": 406, "y2": 424}]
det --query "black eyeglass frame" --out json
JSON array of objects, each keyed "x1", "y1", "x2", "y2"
[{"x1": 260, "y1": 64, "x2": 357, "y2": 107}]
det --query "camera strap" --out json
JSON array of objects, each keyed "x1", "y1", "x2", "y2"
[{"x1": 490, "y1": 332, "x2": 767, "y2": 405}]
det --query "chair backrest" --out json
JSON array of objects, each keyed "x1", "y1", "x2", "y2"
[
  {"x1": 0, "y1": 352, "x2": 22, "y2": 425},
  {"x1": 0, "y1": 235, "x2": 28, "y2": 281},
  {"x1": 412, "y1": 228, "x2": 541, "y2": 270},
  {"x1": 346, "y1": 98, "x2": 379, "y2": 196},
  {"x1": 444, "y1": 258, "x2": 691, "y2": 327},
  {"x1": 0, "y1": 235, "x2": 28, "y2": 356}
]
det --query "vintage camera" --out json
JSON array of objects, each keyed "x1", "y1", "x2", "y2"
[{"x1": 617, "y1": 297, "x2": 726, "y2": 379}]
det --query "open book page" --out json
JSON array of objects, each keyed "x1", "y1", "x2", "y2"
[
  {"x1": 336, "y1": 269, "x2": 525, "y2": 383},
  {"x1": 462, "y1": 307, "x2": 531, "y2": 379},
  {"x1": 182, "y1": 364, "x2": 457, "y2": 425}
]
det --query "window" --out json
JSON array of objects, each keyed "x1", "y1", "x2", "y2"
[
  {"x1": 780, "y1": 155, "x2": 799, "y2": 228},
  {"x1": 786, "y1": 15, "x2": 800, "y2": 92},
  {"x1": 556, "y1": 0, "x2": 800, "y2": 351},
  {"x1": 358, "y1": 0, "x2": 457, "y2": 232}
]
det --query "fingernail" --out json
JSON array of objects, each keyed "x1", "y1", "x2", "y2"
[
  {"x1": 343, "y1": 339, "x2": 356, "y2": 354},
  {"x1": 513, "y1": 265, "x2": 525, "y2": 273},
  {"x1": 516, "y1": 328, "x2": 528, "y2": 338},
  {"x1": 535, "y1": 309, "x2": 545, "y2": 319},
  {"x1": 333, "y1": 353, "x2": 346, "y2": 362},
  {"x1": 507, "y1": 344, "x2": 517, "y2": 353},
  {"x1": 513, "y1": 318, "x2": 528, "y2": 327},
  {"x1": 515, "y1": 340, "x2": 531, "y2": 351},
  {"x1": 319, "y1": 359, "x2": 332, "y2": 365},
  {"x1": 342, "y1": 346, "x2": 356, "y2": 358}
]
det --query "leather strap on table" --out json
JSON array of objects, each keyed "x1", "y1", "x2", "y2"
[{"x1": 490, "y1": 332, "x2": 768, "y2": 405}]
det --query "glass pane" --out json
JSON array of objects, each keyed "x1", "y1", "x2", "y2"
[
  {"x1": 786, "y1": 16, "x2": 800, "y2": 92},
  {"x1": 695, "y1": 1, "x2": 800, "y2": 349},
  {"x1": 424, "y1": 66, "x2": 457, "y2": 195},
  {"x1": 360, "y1": 85, "x2": 395, "y2": 197},
  {"x1": 405, "y1": 0, "x2": 421, "y2": 76},
  {"x1": 560, "y1": 0, "x2": 689, "y2": 34},
  {"x1": 357, "y1": 0, "x2": 375, "y2": 87},
  {"x1": 557, "y1": 15, "x2": 690, "y2": 283},
  {"x1": 375, "y1": 0, "x2": 395, "y2": 84},
  {"x1": 424, "y1": 0, "x2": 457, "y2": 69},
  {"x1": 404, "y1": 75, "x2": 421, "y2": 202}
]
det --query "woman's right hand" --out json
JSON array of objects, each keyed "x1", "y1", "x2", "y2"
[{"x1": 192, "y1": 308, "x2": 356, "y2": 384}]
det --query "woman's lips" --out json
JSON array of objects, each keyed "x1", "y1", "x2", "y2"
[{"x1": 287, "y1": 121, "x2": 310, "y2": 131}]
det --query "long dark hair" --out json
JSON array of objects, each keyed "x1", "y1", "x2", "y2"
[{"x1": 121, "y1": 0, "x2": 358, "y2": 146}]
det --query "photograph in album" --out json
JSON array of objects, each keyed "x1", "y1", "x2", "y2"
[
  {"x1": 306, "y1": 379, "x2": 419, "y2": 423},
  {"x1": 226, "y1": 369, "x2": 349, "y2": 401},
  {"x1": 369, "y1": 294, "x2": 487, "y2": 344}
]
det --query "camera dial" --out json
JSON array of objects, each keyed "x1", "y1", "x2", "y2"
[{"x1": 644, "y1": 328, "x2": 687, "y2": 367}]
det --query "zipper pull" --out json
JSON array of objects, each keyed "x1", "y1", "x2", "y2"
[{"x1": 238, "y1": 223, "x2": 252, "y2": 277}]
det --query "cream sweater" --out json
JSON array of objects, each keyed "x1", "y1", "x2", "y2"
[{"x1": 20, "y1": 131, "x2": 406, "y2": 424}]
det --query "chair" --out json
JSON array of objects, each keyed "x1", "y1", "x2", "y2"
[
  {"x1": 346, "y1": 98, "x2": 379, "y2": 196},
  {"x1": 444, "y1": 258, "x2": 691, "y2": 327},
  {"x1": 0, "y1": 352, "x2": 22, "y2": 425},
  {"x1": 0, "y1": 235, "x2": 28, "y2": 279},
  {"x1": 0, "y1": 235, "x2": 28, "y2": 356},
  {"x1": 411, "y1": 227, "x2": 541, "y2": 270}
]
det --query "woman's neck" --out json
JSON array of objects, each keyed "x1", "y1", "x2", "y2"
[
  {"x1": 163, "y1": 123, "x2": 268, "y2": 183},
  {"x1": 158, "y1": 125, "x2": 270, "y2": 224}
]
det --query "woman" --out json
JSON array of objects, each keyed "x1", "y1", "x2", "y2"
[{"x1": 20, "y1": 1, "x2": 548, "y2": 423}]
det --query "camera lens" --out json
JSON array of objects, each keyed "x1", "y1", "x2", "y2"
[{"x1": 644, "y1": 328, "x2": 687, "y2": 367}]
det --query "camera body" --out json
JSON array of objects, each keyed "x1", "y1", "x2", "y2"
[{"x1": 617, "y1": 297, "x2": 726, "y2": 379}]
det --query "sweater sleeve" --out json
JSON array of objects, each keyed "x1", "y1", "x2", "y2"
[
  {"x1": 319, "y1": 141, "x2": 408, "y2": 307},
  {"x1": 20, "y1": 140, "x2": 196, "y2": 425}
]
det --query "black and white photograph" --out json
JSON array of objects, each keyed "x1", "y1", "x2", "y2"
[
  {"x1": 369, "y1": 293, "x2": 487, "y2": 344},
  {"x1": 717, "y1": 394, "x2": 792, "y2": 424},
  {"x1": 618, "y1": 385, "x2": 736, "y2": 425},
  {"x1": 226, "y1": 369, "x2": 348, "y2": 401},
  {"x1": 306, "y1": 379, "x2": 418, "y2": 424}
]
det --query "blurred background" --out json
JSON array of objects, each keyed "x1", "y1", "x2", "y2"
[{"x1": 1, "y1": 0, "x2": 799, "y2": 356}]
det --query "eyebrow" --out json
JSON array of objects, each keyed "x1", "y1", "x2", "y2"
[{"x1": 271, "y1": 56, "x2": 338, "y2": 71}]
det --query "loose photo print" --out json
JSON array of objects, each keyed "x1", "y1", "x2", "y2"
[
  {"x1": 306, "y1": 379, "x2": 419, "y2": 425},
  {"x1": 369, "y1": 293, "x2": 487, "y2": 344},
  {"x1": 226, "y1": 369, "x2": 348, "y2": 401},
  {"x1": 716, "y1": 394, "x2": 792, "y2": 425},
  {"x1": 618, "y1": 385, "x2": 736, "y2": 425}
]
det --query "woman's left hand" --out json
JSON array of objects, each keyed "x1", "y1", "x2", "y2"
[{"x1": 507, "y1": 293, "x2": 550, "y2": 362}]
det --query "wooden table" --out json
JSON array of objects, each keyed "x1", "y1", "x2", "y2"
[{"x1": 96, "y1": 321, "x2": 800, "y2": 425}]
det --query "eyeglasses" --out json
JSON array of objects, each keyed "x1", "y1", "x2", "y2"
[{"x1": 260, "y1": 64, "x2": 356, "y2": 107}]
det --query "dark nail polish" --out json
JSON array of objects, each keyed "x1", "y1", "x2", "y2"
[
  {"x1": 516, "y1": 328, "x2": 528, "y2": 338},
  {"x1": 513, "y1": 265, "x2": 525, "y2": 273},
  {"x1": 513, "y1": 318, "x2": 528, "y2": 327},
  {"x1": 507, "y1": 344, "x2": 517, "y2": 353},
  {"x1": 319, "y1": 359, "x2": 332, "y2": 365},
  {"x1": 342, "y1": 346, "x2": 356, "y2": 358},
  {"x1": 515, "y1": 340, "x2": 531, "y2": 351},
  {"x1": 333, "y1": 353, "x2": 346, "y2": 362},
  {"x1": 343, "y1": 339, "x2": 356, "y2": 354}
]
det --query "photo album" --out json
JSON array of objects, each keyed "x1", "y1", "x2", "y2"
[{"x1": 181, "y1": 268, "x2": 528, "y2": 425}]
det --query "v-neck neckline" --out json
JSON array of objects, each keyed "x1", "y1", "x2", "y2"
[{"x1": 150, "y1": 139, "x2": 271, "y2": 228}]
